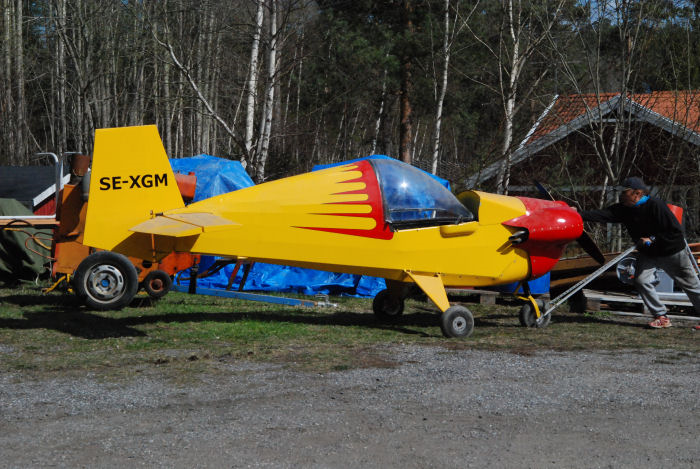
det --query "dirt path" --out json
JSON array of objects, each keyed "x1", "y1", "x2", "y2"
[{"x1": 1, "y1": 347, "x2": 698, "y2": 468}]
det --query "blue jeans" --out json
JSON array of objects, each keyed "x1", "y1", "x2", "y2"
[{"x1": 634, "y1": 248, "x2": 700, "y2": 317}]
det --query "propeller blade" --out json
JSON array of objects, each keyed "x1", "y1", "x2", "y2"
[
  {"x1": 534, "y1": 180, "x2": 554, "y2": 201},
  {"x1": 577, "y1": 230, "x2": 606, "y2": 265}
]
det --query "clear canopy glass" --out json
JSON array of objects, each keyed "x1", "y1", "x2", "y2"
[{"x1": 371, "y1": 158, "x2": 474, "y2": 229}]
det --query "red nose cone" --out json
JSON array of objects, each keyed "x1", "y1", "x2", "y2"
[{"x1": 503, "y1": 197, "x2": 583, "y2": 278}]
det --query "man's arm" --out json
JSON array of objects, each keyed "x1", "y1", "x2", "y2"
[{"x1": 580, "y1": 206, "x2": 618, "y2": 223}]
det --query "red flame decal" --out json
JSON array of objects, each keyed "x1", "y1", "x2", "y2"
[{"x1": 297, "y1": 160, "x2": 393, "y2": 240}]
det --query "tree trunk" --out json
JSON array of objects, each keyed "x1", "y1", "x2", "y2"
[
  {"x1": 496, "y1": 0, "x2": 520, "y2": 194},
  {"x1": 164, "y1": 52, "x2": 172, "y2": 156},
  {"x1": 3, "y1": 0, "x2": 15, "y2": 161},
  {"x1": 372, "y1": 65, "x2": 388, "y2": 155},
  {"x1": 497, "y1": 93, "x2": 516, "y2": 194},
  {"x1": 399, "y1": 0, "x2": 414, "y2": 164},
  {"x1": 431, "y1": 0, "x2": 450, "y2": 175},
  {"x1": 177, "y1": 77, "x2": 184, "y2": 157},
  {"x1": 255, "y1": 0, "x2": 278, "y2": 182},
  {"x1": 210, "y1": 12, "x2": 223, "y2": 157},
  {"x1": 294, "y1": 38, "x2": 303, "y2": 165},
  {"x1": 195, "y1": 11, "x2": 205, "y2": 152},
  {"x1": 57, "y1": 0, "x2": 67, "y2": 156},
  {"x1": 245, "y1": 0, "x2": 265, "y2": 163},
  {"x1": 14, "y1": 0, "x2": 25, "y2": 162},
  {"x1": 412, "y1": 120, "x2": 421, "y2": 162}
]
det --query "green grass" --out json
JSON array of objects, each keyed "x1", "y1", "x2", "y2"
[{"x1": 0, "y1": 284, "x2": 698, "y2": 378}]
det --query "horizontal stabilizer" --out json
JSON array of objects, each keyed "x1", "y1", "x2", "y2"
[{"x1": 129, "y1": 212, "x2": 239, "y2": 237}]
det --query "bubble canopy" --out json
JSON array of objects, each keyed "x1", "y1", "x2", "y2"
[{"x1": 370, "y1": 159, "x2": 474, "y2": 229}]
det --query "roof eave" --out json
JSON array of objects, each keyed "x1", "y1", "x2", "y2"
[{"x1": 465, "y1": 95, "x2": 621, "y2": 187}]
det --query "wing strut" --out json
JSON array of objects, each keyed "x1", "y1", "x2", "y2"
[{"x1": 405, "y1": 271, "x2": 450, "y2": 312}]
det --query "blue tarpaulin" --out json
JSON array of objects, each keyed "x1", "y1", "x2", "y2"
[
  {"x1": 169, "y1": 155, "x2": 386, "y2": 297},
  {"x1": 170, "y1": 154, "x2": 254, "y2": 202}
]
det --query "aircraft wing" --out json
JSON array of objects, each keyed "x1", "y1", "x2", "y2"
[{"x1": 129, "y1": 212, "x2": 239, "y2": 237}]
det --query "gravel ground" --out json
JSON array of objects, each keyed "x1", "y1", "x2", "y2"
[{"x1": 1, "y1": 346, "x2": 698, "y2": 468}]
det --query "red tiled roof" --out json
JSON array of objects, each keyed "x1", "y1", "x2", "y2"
[{"x1": 526, "y1": 90, "x2": 700, "y2": 144}]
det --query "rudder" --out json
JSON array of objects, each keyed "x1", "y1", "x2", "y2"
[{"x1": 83, "y1": 125, "x2": 185, "y2": 260}]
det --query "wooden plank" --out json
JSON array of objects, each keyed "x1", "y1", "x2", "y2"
[
  {"x1": 445, "y1": 288, "x2": 548, "y2": 305},
  {"x1": 554, "y1": 253, "x2": 618, "y2": 270},
  {"x1": 602, "y1": 310, "x2": 700, "y2": 322},
  {"x1": 0, "y1": 217, "x2": 59, "y2": 228},
  {"x1": 550, "y1": 273, "x2": 618, "y2": 289},
  {"x1": 582, "y1": 289, "x2": 693, "y2": 307},
  {"x1": 551, "y1": 253, "x2": 623, "y2": 291},
  {"x1": 446, "y1": 288, "x2": 499, "y2": 304},
  {"x1": 586, "y1": 296, "x2": 602, "y2": 311},
  {"x1": 479, "y1": 292, "x2": 497, "y2": 305}
]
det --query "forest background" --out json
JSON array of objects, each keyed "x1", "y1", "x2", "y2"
[{"x1": 1, "y1": 0, "x2": 699, "y2": 196}]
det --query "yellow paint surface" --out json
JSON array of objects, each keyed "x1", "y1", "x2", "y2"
[
  {"x1": 83, "y1": 125, "x2": 184, "y2": 256},
  {"x1": 83, "y1": 126, "x2": 533, "y2": 308}
]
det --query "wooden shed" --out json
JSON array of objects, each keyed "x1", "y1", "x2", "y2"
[{"x1": 466, "y1": 90, "x2": 700, "y2": 241}]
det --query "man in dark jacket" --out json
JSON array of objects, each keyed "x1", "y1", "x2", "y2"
[{"x1": 581, "y1": 177, "x2": 700, "y2": 329}]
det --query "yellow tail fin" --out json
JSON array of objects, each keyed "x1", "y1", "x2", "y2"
[{"x1": 83, "y1": 125, "x2": 185, "y2": 260}]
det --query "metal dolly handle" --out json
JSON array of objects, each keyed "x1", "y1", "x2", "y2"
[{"x1": 537, "y1": 245, "x2": 638, "y2": 326}]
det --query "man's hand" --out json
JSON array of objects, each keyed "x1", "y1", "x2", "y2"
[{"x1": 639, "y1": 237, "x2": 653, "y2": 247}]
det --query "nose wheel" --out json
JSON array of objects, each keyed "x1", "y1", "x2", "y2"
[{"x1": 518, "y1": 299, "x2": 551, "y2": 328}]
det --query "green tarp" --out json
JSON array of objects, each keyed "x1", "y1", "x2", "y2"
[{"x1": 0, "y1": 198, "x2": 51, "y2": 283}]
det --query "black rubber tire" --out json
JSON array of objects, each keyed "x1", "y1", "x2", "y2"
[
  {"x1": 142, "y1": 270, "x2": 173, "y2": 299},
  {"x1": 518, "y1": 300, "x2": 551, "y2": 328},
  {"x1": 440, "y1": 305, "x2": 474, "y2": 338},
  {"x1": 73, "y1": 251, "x2": 138, "y2": 310},
  {"x1": 372, "y1": 289, "x2": 404, "y2": 321}
]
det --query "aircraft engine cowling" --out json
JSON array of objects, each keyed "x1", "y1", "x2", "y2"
[{"x1": 502, "y1": 197, "x2": 584, "y2": 278}]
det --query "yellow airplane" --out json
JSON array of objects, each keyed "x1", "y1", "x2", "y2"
[{"x1": 78, "y1": 125, "x2": 592, "y2": 338}]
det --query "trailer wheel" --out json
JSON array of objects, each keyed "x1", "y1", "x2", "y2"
[
  {"x1": 372, "y1": 289, "x2": 404, "y2": 321},
  {"x1": 518, "y1": 300, "x2": 551, "y2": 328},
  {"x1": 440, "y1": 305, "x2": 474, "y2": 338},
  {"x1": 142, "y1": 270, "x2": 172, "y2": 299},
  {"x1": 74, "y1": 251, "x2": 138, "y2": 310}
]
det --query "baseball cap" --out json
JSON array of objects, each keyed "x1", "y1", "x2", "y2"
[{"x1": 617, "y1": 176, "x2": 648, "y2": 191}]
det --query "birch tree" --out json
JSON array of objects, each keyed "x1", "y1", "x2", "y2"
[
  {"x1": 430, "y1": 0, "x2": 451, "y2": 174},
  {"x1": 245, "y1": 0, "x2": 266, "y2": 162},
  {"x1": 495, "y1": 0, "x2": 564, "y2": 193},
  {"x1": 430, "y1": 0, "x2": 475, "y2": 174},
  {"x1": 547, "y1": 0, "x2": 675, "y2": 199},
  {"x1": 149, "y1": 1, "x2": 251, "y2": 165},
  {"x1": 254, "y1": 0, "x2": 278, "y2": 182},
  {"x1": 2, "y1": 0, "x2": 16, "y2": 161},
  {"x1": 14, "y1": 0, "x2": 25, "y2": 163},
  {"x1": 399, "y1": 0, "x2": 415, "y2": 164}
]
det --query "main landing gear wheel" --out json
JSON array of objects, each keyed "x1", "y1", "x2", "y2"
[
  {"x1": 73, "y1": 251, "x2": 138, "y2": 310},
  {"x1": 519, "y1": 300, "x2": 551, "y2": 328},
  {"x1": 372, "y1": 289, "x2": 405, "y2": 321},
  {"x1": 142, "y1": 269, "x2": 173, "y2": 299},
  {"x1": 440, "y1": 305, "x2": 474, "y2": 338}
]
